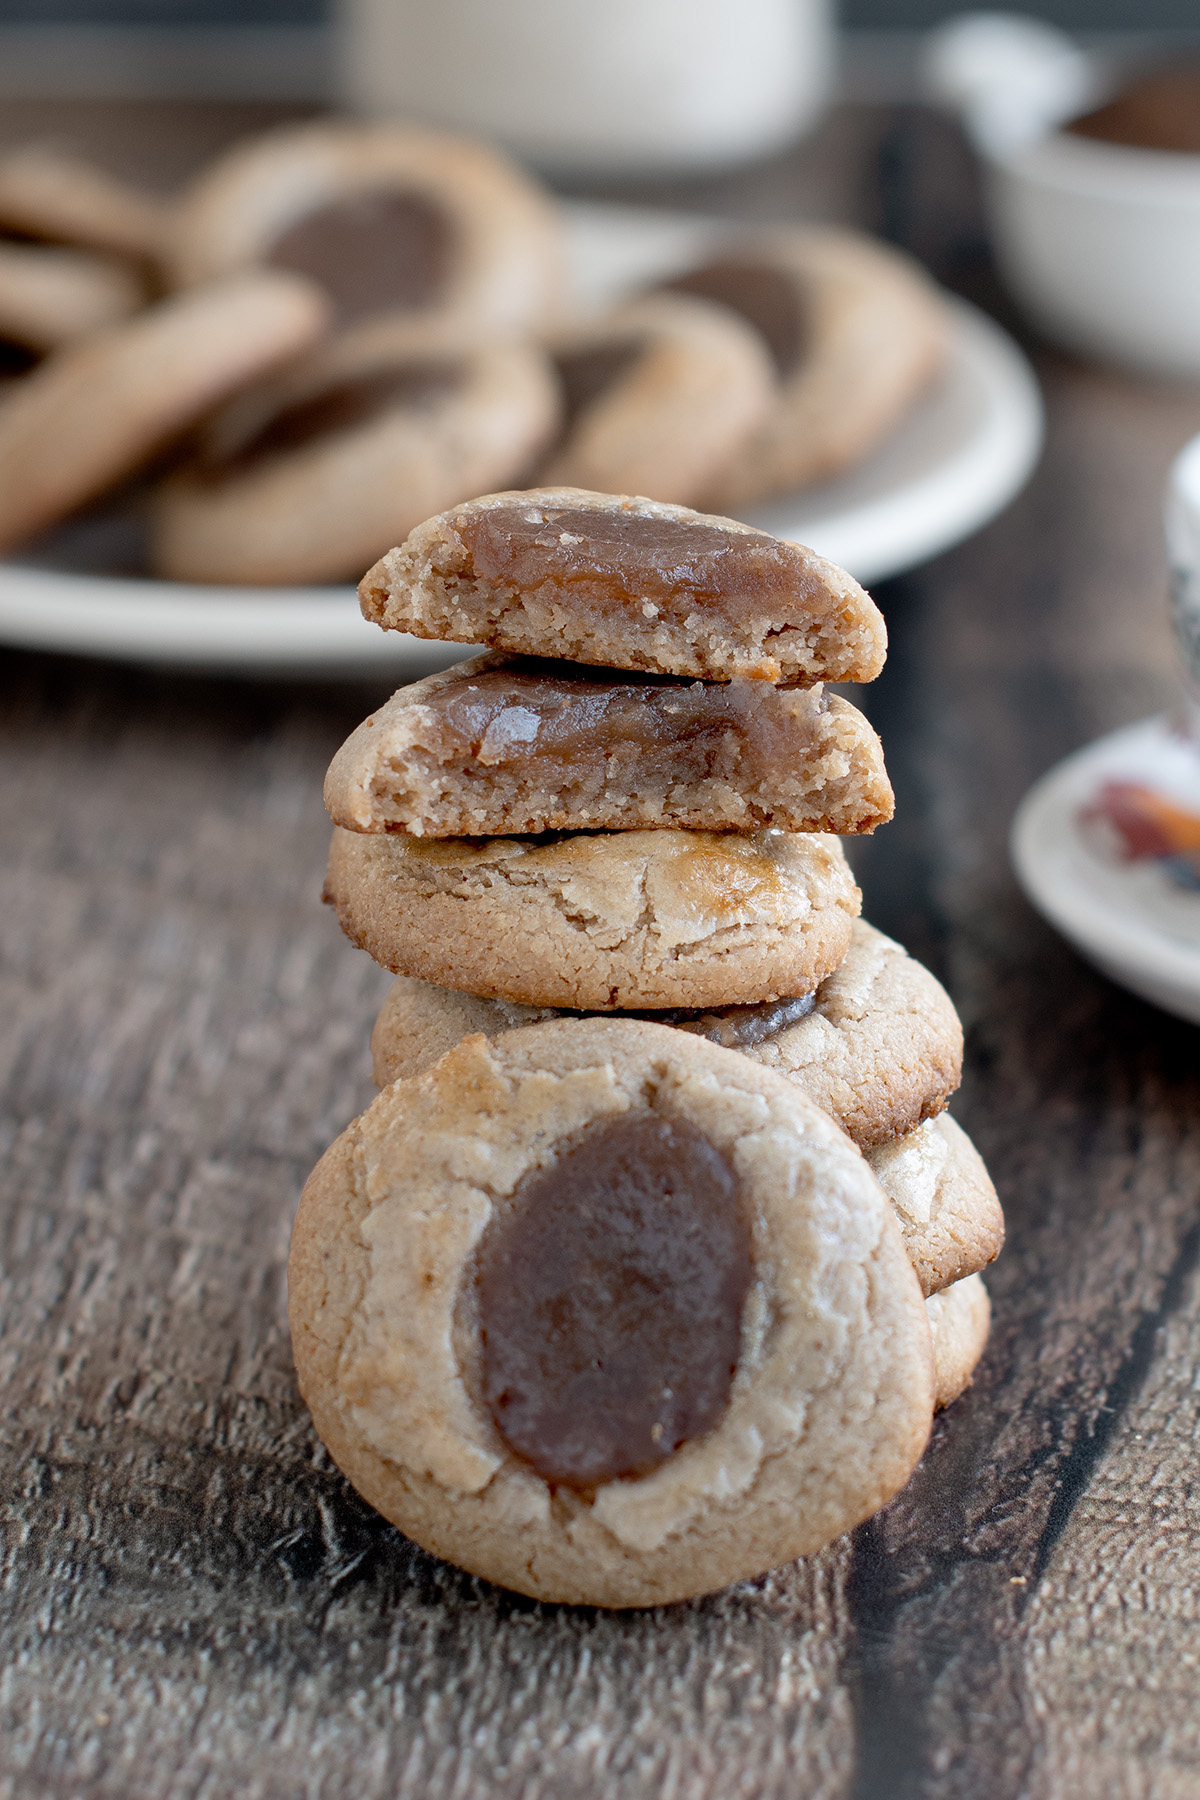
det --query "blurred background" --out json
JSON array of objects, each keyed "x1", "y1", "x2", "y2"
[{"x1": 0, "y1": 0, "x2": 1195, "y2": 104}]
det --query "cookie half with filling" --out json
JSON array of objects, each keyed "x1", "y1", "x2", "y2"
[
  {"x1": 359, "y1": 487, "x2": 886, "y2": 684},
  {"x1": 324, "y1": 651, "x2": 892, "y2": 837},
  {"x1": 166, "y1": 120, "x2": 564, "y2": 349},
  {"x1": 535, "y1": 291, "x2": 773, "y2": 507},
  {"x1": 325, "y1": 824, "x2": 860, "y2": 1011},
  {"x1": 288, "y1": 1018, "x2": 935, "y2": 1607},
  {"x1": 152, "y1": 332, "x2": 559, "y2": 586},
  {"x1": 657, "y1": 225, "x2": 948, "y2": 506}
]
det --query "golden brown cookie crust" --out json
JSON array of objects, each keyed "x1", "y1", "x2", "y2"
[
  {"x1": 868, "y1": 1114, "x2": 1004, "y2": 1298},
  {"x1": 926, "y1": 1273, "x2": 991, "y2": 1411},
  {"x1": 370, "y1": 918, "x2": 957, "y2": 1148},
  {"x1": 0, "y1": 269, "x2": 330, "y2": 554},
  {"x1": 323, "y1": 652, "x2": 892, "y2": 838},
  {"x1": 537, "y1": 291, "x2": 773, "y2": 507},
  {"x1": 152, "y1": 334, "x2": 559, "y2": 586},
  {"x1": 358, "y1": 487, "x2": 887, "y2": 685},
  {"x1": 366, "y1": 963, "x2": 996, "y2": 1295},
  {"x1": 288, "y1": 1019, "x2": 935, "y2": 1607},
  {"x1": 325, "y1": 824, "x2": 861, "y2": 1010}
]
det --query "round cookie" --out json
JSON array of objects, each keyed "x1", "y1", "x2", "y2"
[
  {"x1": 370, "y1": 918, "x2": 960, "y2": 1149},
  {"x1": 359, "y1": 487, "x2": 887, "y2": 686},
  {"x1": 288, "y1": 1018, "x2": 936, "y2": 1607},
  {"x1": 657, "y1": 225, "x2": 948, "y2": 507},
  {"x1": 867, "y1": 1114, "x2": 1004, "y2": 1298},
  {"x1": 167, "y1": 120, "x2": 564, "y2": 348},
  {"x1": 325, "y1": 825, "x2": 861, "y2": 1011},
  {"x1": 926, "y1": 1274, "x2": 991, "y2": 1411},
  {"x1": 152, "y1": 329, "x2": 559, "y2": 585},
  {"x1": 536, "y1": 291, "x2": 773, "y2": 507},
  {"x1": 0, "y1": 241, "x2": 146, "y2": 354},
  {"x1": 0, "y1": 269, "x2": 330, "y2": 554},
  {"x1": 0, "y1": 144, "x2": 168, "y2": 263}
]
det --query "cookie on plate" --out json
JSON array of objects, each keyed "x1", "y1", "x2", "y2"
[
  {"x1": 0, "y1": 241, "x2": 146, "y2": 354},
  {"x1": 325, "y1": 824, "x2": 860, "y2": 1010},
  {"x1": 658, "y1": 226, "x2": 949, "y2": 507},
  {"x1": 926, "y1": 1273, "x2": 991, "y2": 1410},
  {"x1": 535, "y1": 292, "x2": 773, "y2": 507},
  {"x1": 324, "y1": 651, "x2": 892, "y2": 838},
  {"x1": 167, "y1": 120, "x2": 564, "y2": 348},
  {"x1": 0, "y1": 144, "x2": 168, "y2": 264},
  {"x1": 359, "y1": 488, "x2": 887, "y2": 684},
  {"x1": 289, "y1": 1018, "x2": 935, "y2": 1607},
  {"x1": 0, "y1": 269, "x2": 329, "y2": 553},
  {"x1": 371, "y1": 918, "x2": 959, "y2": 1149},
  {"x1": 152, "y1": 330, "x2": 559, "y2": 585}
]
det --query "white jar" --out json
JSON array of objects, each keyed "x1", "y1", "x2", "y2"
[{"x1": 337, "y1": 0, "x2": 834, "y2": 177}]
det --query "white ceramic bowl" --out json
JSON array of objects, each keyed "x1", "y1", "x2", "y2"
[{"x1": 986, "y1": 131, "x2": 1200, "y2": 378}]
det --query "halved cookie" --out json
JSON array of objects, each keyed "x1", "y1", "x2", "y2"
[
  {"x1": 926, "y1": 1274, "x2": 991, "y2": 1410},
  {"x1": 0, "y1": 269, "x2": 329, "y2": 553},
  {"x1": 167, "y1": 120, "x2": 564, "y2": 348},
  {"x1": 289, "y1": 1018, "x2": 935, "y2": 1607},
  {"x1": 325, "y1": 824, "x2": 860, "y2": 1010},
  {"x1": 324, "y1": 651, "x2": 892, "y2": 837},
  {"x1": 359, "y1": 487, "x2": 886, "y2": 684},
  {"x1": 657, "y1": 225, "x2": 948, "y2": 506},
  {"x1": 370, "y1": 918, "x2": 959, "y2": 1149},
  {"x1": 152, "y1": 331, "x2": 559, "y2": 586},
  {"x1": 535, "y1": 291, "x2": 773, "y2": 507}
]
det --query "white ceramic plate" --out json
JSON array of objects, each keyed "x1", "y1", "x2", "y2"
[
  {"x1": 1011, "y1": 714, "x2": 1200, "y2": 1026},
  {"x1": 0, "y1": 201, "x2": 1044, "y2": 677}
]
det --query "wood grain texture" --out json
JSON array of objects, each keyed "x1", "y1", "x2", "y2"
[{"x1": 3, "y1": 100, "x2": 1200, "y2": 1800}]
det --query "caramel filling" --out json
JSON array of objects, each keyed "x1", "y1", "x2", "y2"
[
  {"x1": 456, "y1": 502, "x2": 803, "y2": 623},
  {"x1": 213, "y1": 363, "x2": 463, "y2": 471},
  {"x1": 475, "y1": 1114, "x2": 750, "y2": 1488},
  {"x1": 1068, "y1": 69, "x2": 1200, "y2": 155},
  {"x1": 661, "y1": 259, "x2": 805, "y2": 376},
  {"x1": 419, "y1": 657, "x2": 825, "y2": 783},
  {"x1": 267, "y1": 189, "x2": 453, "y2": 324},
  {"x1": 651, "y1": 992, "x2": 818, "y2": 1047}
]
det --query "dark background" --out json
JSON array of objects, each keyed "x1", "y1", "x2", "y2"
[{"x1": 0, "y1": 0, "x2": 1194, "y2": 27}]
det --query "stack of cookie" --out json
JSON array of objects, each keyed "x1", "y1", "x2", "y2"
[{"x1": 291, "y1": 488, "x2": 1003, "y2": 1608}]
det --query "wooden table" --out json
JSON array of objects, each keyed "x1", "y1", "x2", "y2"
[{"x1": 4, "y1": 99, "x2": 1200, "y2": 1800}]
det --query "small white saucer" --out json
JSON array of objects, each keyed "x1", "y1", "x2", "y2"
[{"x1": 1011, "y1": 714, "x2": 1200, "y2": 1025}]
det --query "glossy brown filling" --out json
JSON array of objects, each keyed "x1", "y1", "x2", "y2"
[
  {"x1": 267, "y1": 189, "x2": 453, "y2": 324},
  {"x1": 476, "y1": 1114, "x2": 750, "y2": 1488},
  {"x1": 213, "y1": 364, "x2": 463, "y2": 471},
  {"x1": 661, "y1": 259, "x2": 805, "y2": 376},
  {"x1": 420, "y1": 657, "x2": 825, "y2": 782},
  {"x1": 1068, "y1": 69, "x2": 1200, "y2": 155},
  {"x1": 456, "y1": 502, "x2": 802, "y2": 622}
]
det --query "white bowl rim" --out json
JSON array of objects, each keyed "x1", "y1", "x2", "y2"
[{"x1": 993, "y1": 128, "x2": 1200, "y2": 203}]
